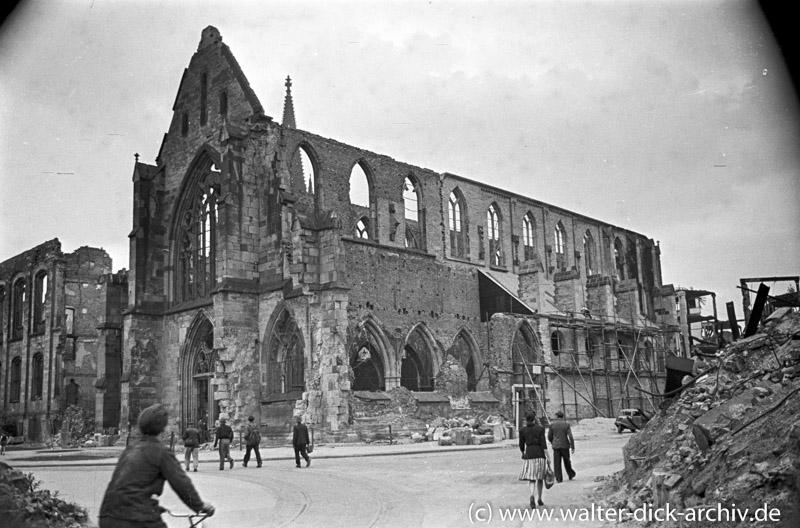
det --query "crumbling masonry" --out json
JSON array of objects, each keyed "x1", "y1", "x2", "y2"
[{"x1": 121, "y1": 27, "x2": 687, "y2": 441}]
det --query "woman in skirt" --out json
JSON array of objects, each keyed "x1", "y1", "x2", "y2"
[{"x1": 518, "y1": 411, "x2": 551, "y2": 508}]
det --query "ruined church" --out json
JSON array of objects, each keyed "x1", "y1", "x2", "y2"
[{"x1": 122, "y1": 26, "x2": 684, "y2": 440}]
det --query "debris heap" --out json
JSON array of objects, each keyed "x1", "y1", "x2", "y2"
[{"x1": 596, "y1": 309, "x2": 800, "y2": 527}]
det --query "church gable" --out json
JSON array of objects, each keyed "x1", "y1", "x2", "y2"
[{"x1": 164, "y1": 26, "x2": 267, "y2": 159}]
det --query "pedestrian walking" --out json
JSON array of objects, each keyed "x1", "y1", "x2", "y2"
[
  {"x1": 292, "y1": 415, "x2": 311, "y2": 468},
  {"x1": 182, "y1": 422, "x2": 201, "y2": 472},
  {"x1": 98, "y1": 404, "x2": 215, "y2": 527},
  {"x1": 214, "y1": 417, "x2": 235, "y2": 470},
  {"x1": 518, "y1": 411, "x2": 550, "y2": 509},
  {"x1": 547, "y1": 410, "x2": 576, "y2": 482},
  {"x1": 242, "y1": 415, "x2": 262, "y2": 468},
  {"x1": 0, "y1": 432, "x2": 8, "y2": 455}
]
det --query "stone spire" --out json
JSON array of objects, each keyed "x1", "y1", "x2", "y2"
[{"x1": 282, "y1": 76, "x2": 296, "y2": 129}]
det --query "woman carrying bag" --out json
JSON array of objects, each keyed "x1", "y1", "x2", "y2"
[{"x1": 518, "y1": 411, "x2": 552, "y2": 509}]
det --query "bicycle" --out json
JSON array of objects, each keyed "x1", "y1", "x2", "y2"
[{"x1": 159, "y1": 506, "x2": 213, "y2": 528}]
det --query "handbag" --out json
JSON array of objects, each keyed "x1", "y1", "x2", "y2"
[{"x1": 544, "y1": 461, "x2": 555, "y2": 489}]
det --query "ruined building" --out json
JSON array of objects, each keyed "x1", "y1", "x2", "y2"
[
  {"x1": 0, "y1": 240, "x2": 127, "y2": 440},
  {"x1": 124, "y1": 27, "x2": 684, "y2": 440}
]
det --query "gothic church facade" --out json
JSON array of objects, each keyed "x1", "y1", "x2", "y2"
[{"x1": 124, "y1": 27, "x2": 681, "y2": 439}]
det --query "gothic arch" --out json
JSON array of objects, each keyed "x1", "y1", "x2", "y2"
[
  {"x1": 262, "y1": 303, "x2": 306, "y2": 396},
  {"x1": 512, "y1": 320, "x2": 541, "y2": 385},
  {"x1": 179, "y1": 309, "x2": 216, "y2": 428},
  {"x1": 350, "y1": 316, "x2": 394, "y2": 391},
  {"x1": 449, "y1": 328, "x2": 482, "y2": 391},
  {"x1": 401, "y1": 323, "x2": 442, "y2": 391},
  {"x1": 288, "y1": 141, "x2": 322, "y2": 205},
  {"x1": 170, "y1": 148, "x2": 224, "y2": 304}
]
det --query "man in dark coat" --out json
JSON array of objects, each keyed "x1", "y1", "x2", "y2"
[
  {"x1": 292, "y1": 415, "x2": 311, "y2": 468},
  {"x1": 99, "y1": 404, "x2": 214, "y2": 527},
  {"x1": 242, "y1": 415, "x2": 262, "y2": 468},
  {"x1": 547, "y1": 410, "x2": 576, "y2": 482},
  {"x1": 182, "y1": 422, "x2": 201, "y2": 472},
  {"x1": 214, "y1": 417, "x2": 235, "y2": 470}
]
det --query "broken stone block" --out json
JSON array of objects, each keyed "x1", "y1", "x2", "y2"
[
  {"x1": 451, "y1": 428, "x2": 472, "y2": 446},
  {"x1": 664, "y1": 473, "x2": 682, "y2": 489},
  {"x1": 438, "y1": 436, "x2": 453, "y2": 446},
  {"x1": 692, "y1": 423, "x2": 715, "y2": 452}
]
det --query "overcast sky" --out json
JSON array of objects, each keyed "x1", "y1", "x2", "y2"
[{"x1": 1, "y1": 0, "x2": 798, "y2": 316}]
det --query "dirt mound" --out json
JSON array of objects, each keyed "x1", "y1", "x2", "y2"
[{"x1": 595, "y1": 310, "x2": 800, "y2": 527}]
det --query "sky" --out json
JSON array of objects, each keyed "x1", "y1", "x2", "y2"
[{"x1": 1, "y1": 0, "x2": 798, "y2": 317}]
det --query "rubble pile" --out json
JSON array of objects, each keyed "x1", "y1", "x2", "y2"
[
  {"x1": 596, "y1": 310, "x2": 800, "y2": 527},
  {"x1": 426, "y1": 415, "x2": 504, "y2": 446},
  {"x1": 0, "y1": 462, "x2": 90, "y2": 527}
]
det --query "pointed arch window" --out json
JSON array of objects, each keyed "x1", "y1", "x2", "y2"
[
  {"x1": 626, "y1": 236, "x2": 639, "y2": 280},
  {"x1": 176, "y1": 159, "x2": 220, "y2": 304},
  {"x1": 33, "y1": 271, "x2": 48, "y2": 334},
  {"x1": 349, "y1": 162, "x2": 371, "y2": 207},
  {"x1": 583, "y1": 230, "x2": 597, "y2": 277},
  {"x1": 289, "y1": 145, "x2": 317, "y2": 198},
  {"x1": 355, "y1": 218, "x2": 370, "y2": 239},
  {"x1": 554, "y1": 222, "x2": 566, "y2": 272},
  {"x1": 403, "y1": 177, "x2": 418, "y2": 222},
  {"x1": 448, "y1": 190, "x2": 466, "y2": 257},
  {"x1": 614, "y1": 238, "x2": 626, "y2": 280},
  {"x1": 11, "y1": 278, "x2": 25, "y2": 340},
  {"x1": 403, "y1": 175, "x2": 424, "y2": 250},
  {"x1": 486, "y1": 204, "x2": 503, "y2": 266},
  {"x1": 267, "y1": 309, "x2": 305, "y2": 395},
  {"x1": 31, "y1": 353, "x2": 44, "y2": 400},
  {"x1": 10, "y1": 357, "x2": 22, "y2": 402},
  {"x1": 522, "y1": 213, "x2": 536, "y2": 261}
]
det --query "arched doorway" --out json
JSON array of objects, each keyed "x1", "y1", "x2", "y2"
[{"x1": 181, "y1": 315, "x2": 217, "y2": 431}]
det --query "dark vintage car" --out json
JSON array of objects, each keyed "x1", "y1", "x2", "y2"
[{"x1": 614, "y1": 408, "x2": 650, "y2": 433}]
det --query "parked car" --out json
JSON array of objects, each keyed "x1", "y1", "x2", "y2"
[{"x1": 615, "y1": 408, "x2": 650, "y2": 433}]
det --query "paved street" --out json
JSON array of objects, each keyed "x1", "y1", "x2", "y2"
[{"x1": 8, "y1": 424, "x2": 628, "y2": 527}]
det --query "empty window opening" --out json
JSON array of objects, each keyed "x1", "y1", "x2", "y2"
[
  {"x1": 583, "y1": 230, "x2": 597, "y2": 276},
  {"x1": 289, "y1": 145, "x2": 316, "y2": 195},
  {"x1": 11, "y1": 278, "x2": 25, "y2": 340},
  {"x1": 523, "y1": 213, "x2": 536, "y2": 260},
  {"x1": 403, "y1": 177, "x2": 418, "y2": 221},
  {"x1": 554, "y1": 222, "x2": 566, "y2": 272},
  {"x1": 614, "y1": 238, "x2": 626, "y2": 280},
  {"x1": 33, "y1": 271, "x2": 48, "y2": 333},
  {"x1": 487, "y1": 204, "x2": 502, "y2": 266},
  {"x1": 177, "y1": 159, "x2": 220, "y2": 303},
  {"x1": 551, "y1": 331, "x2": 563, "y2": 356},
  {"x1": 355, "y1": 218, "x2": 370, "y2": 239},
  {"x1": 349, "y1": 163, "x2": 370, "y2": 207},
  {"x1": 448, "y1": 190, "x2": 466, "y2": 257}
]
